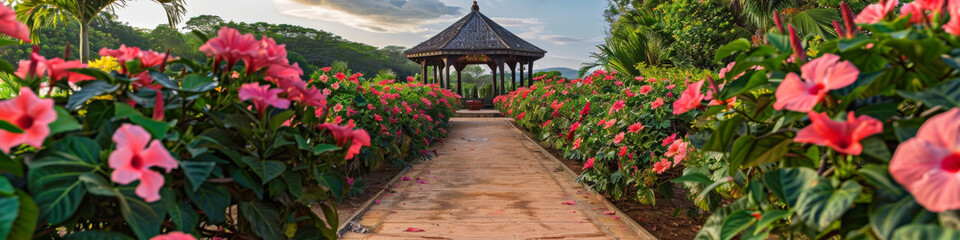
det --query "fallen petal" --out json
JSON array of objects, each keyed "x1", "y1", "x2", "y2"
[
  {"x1": 561, "y1": 200, "x2": 575, "y2": 205},
  {"x1": 603, "y1": 211, "x2": 615, "y2": 215},
  {"x1": 405, "y1": 227, "x2": 425, "y2": 232},
  {"x1": 401, "y1": 176, "x2": 412, "y2": 181}
]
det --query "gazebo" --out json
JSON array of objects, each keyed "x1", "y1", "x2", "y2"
[{"x1": 405, "y1": 1, "x2": 546, "y2": 102}]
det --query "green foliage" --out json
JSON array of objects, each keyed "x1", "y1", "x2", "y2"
[{"x1": 0, "y1": 21, "x2": 459, "y2": 239}]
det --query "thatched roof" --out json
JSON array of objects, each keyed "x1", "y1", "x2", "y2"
[{"x1": 405, "y1": 1, "x2": 546, "y2": 59}]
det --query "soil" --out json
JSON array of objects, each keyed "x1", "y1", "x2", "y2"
[
  {"x1": 331, "y1": 162, "x2": 404, "y2": 226},
  {"x1": 515, "y1": 122, "x2": 705, "y2": 240}
]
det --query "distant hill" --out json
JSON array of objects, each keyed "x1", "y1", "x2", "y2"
[{"x1": 536, "y1": 67, "x2": 578, "y2": 79}]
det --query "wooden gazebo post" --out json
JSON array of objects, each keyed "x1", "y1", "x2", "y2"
[
  {"x1": 527, "y1": 61, "x2": 534, "y2": 86},
  {"x1": 508, "y1": 60, "x2": 517, "y2": 91},
  {"x1": 455, "y1": 62, "x2": 464, "y2": 96}
]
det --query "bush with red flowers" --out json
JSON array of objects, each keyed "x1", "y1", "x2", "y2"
[
  {"x1": 494, "y1": 67, "x2": 709, "y2": 203},
  {"x1": 0, "y1": 9, "x2": 457, "y2": 239}
]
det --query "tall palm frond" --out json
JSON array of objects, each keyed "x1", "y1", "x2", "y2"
[
  {"x1": 734, "y1": 0, "x2": 802, "y2": 31},
  {"x1": 12, "y1": 0, "x2": 187, "y2": 62}
]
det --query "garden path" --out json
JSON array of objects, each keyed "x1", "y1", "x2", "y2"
[{"x1": 341, "y1": 117, "x2": 654, "y2": 239}]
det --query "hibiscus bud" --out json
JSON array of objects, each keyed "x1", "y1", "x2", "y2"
[
  {"x1": 64, "y1": 42, "x2": 71, "y2": 61},
  {"x1": 832, "y1": 20, "x2": 845, "y2": 39},
  {"x1": 841, "y1": 3, "x2": 857, "y2": 38},
  {"x1": 28, "y1": 45, "x2": 39, "y2": 79},
  {"x1": 788, "y1": 25, "x2": 805, "y2": 63},
  {"x1": 773, "y1": 11, "x2": 786, "y2": 34},
  {"x1": 159, "y1": 49, "x2": 170, "y2": 72}
]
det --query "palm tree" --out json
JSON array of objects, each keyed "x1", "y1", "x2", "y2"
[{"x1": 13, "y1": 0, "x2": 187, "y2": 62}]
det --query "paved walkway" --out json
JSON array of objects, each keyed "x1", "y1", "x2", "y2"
[{"x1": 342, "y1": 118, "x2": 653, "y2": 239}]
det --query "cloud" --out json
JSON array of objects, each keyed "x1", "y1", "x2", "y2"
[
  {"x1": 274, "y1": 0, "x2": 462, "y2": 33},
  {"x1": 490, "y1": 17, "x2": 541, "y2": 27}
]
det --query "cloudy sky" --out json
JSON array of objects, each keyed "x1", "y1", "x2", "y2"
[{"x1": 115, "y1": 0, "x2": 608, "y2": 69}]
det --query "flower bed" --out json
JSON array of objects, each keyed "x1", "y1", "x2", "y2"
[
  {"x1": 501, "y1": 1, "x2": 960, "y2": 239},
  {"x1": 0, "y1": 5, "x2": 458, "y2": 238},
  {"x1": 494, "y1": 67, "x2": 709, "y2": 203}
]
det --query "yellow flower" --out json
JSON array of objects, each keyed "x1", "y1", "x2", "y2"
[{"x1": 89, "y1": 56, "x2": 121, "y2": 72}]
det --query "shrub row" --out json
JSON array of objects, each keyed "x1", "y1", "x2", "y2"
[{"x1": 0, "y1": 9, "x2": 458, "y2": 239}]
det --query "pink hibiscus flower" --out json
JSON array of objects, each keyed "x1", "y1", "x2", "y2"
[
  {"x1": 651, "y1": 98, "x2": 664, "y2": 109},
  {"x1": 604, "y1": 119, "x2": 616, "y2": 129},
  {"x1": 199, "y1": 27, "x2": 259, "y2": 68},
  {"x1": 150, "y1": 232, "x2": 196, "y2": 240},
  {"x1": 613, "y1": 132, "x2": 625, "y2": 144},
  {"x1": 109, "y1": 124, "x2": 179, "y2": 202},
  {"x1": 673, "y1": 80, "x2": 705, "y2": 114},
  {"x1": 666, "y1": 139, "x2": 688, "y2": 164},
  {"x1": 45, "y1": 58, "x2": 95, "y2": 83},
  {"x1": 583, "y1": 158, "x2": 595, "y2": 170},
  {"x1": 774, "y1": 54, "x2": 858, "y2": 112},
  {"x1": 653, "y1": 158, "x2": 671, "y2": 174},
  {"x1": 573, "y1": 137, "x2": 582, "y2": 150},
  {"x1": 890, "y1": 108, "x2": 960, "y2": 212},
  {"x1": 662, "y1": 133, "x2": 677, "y2": 146},
  {"x1": 243, "y1": 37, "x2": 288, "y2": 74},
  {"x1": 794, "y1": 111, "x2": 882, "y2": 155},
  {"x1": 318, "y1": 123, "x2": 372, "y2": 160},
  {"x1": 0, "y1": 88, "x2": 56, "y2": 153},
  {"x1": 0, "y1": 5, "x2": 31, "y2": 43},
  {"x1": 609, "y1": 100, "x2": 626, "y2": 114},
  {"x1": 639, "y1": 85, "x2": 653, "y2": 95},
  {"x1": 239, "y1": 82, "x2": 290, "y2": 116},
  {"x1": 854, "y1": 0, "x2": 897, "y2": 24},
  {"x1": 628, "y1": 122, "x2": 644, "y2": 133}
]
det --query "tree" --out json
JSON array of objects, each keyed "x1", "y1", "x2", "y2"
[{"x1": 13, "y1": 0, "x2": 187, "y2": 62}]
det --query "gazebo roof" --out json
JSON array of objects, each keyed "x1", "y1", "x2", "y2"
[{"x1": 405, "y1": 1, "x2": 546, "y2": 59}]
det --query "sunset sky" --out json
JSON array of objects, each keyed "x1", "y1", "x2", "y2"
[{"x1": 115, "y1": 0, "x2": 609, "y2": 70}]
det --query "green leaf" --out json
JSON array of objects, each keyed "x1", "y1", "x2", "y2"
[
  {"x1": 764, "y1": 168, "x2": 818, "y2": 207},
  {"x1": 796, "y1": 179, "x2": 862, "y2": 231},
  {"x1": 728, "y1": 135, "x2": 755, "y2": 176},
  {"x1": 695, "y1": 198, "x2": 750, "y2": 240},
  {"x1": 180, "y1": 74, "x2": 218, "y2": 92},
  {"x1": 186, "y1": 183, "x2": 230, "y2": 224},
  {"x1": 0, "y1": 196, "x2": 19, "y2": 239},
  {"x1": 898, "y1": 78, "x2": 960, "y2": 108},
  {"x1": 169, "y1": 201, "x2": 199, "y2": 233},
  {"x1": 870, "y1": 195, "x2": 936, "y2": 240},
  {"x1": 78, "y1": 173, "x2": 116, "y2": 197},
  {"x1": 229, "y1": 167, "x2": 263, "y2": 199},
  {"x1": 181, "y1": 161, "x2": 216, "y2": 193},
  {"x1": 118, "y1": 186, "x2": 167, "y2": 239},
  {"x1": 239, "y1": 201, "x2": 284, "y2": 240},
  {"x1": 719, "y1": 71, "x2": 768, "y2": 100},
  {"x1": 0, "y1": 177, "x2": 12, "y2": 195},
  {"x1": 313, "y1": 144, "x2": 340, "y2": 155},
  {"x1": 270, "y1": 110, "x2": 295, "y2": 131},
  {"x1": 703, "y1": 115, "x2": 743, "y2": 152},
  {"x1": 892, "y1": 225, "x2": 960, "y2": 239},
  {"x1": 49, "y1": 107, "x2": 82, "y2": 135},
  {"x1": 766, "y1": 32, "x2": 791, "y2": 53},
  {"x1": 838, "y1": 36, "x2": 873, "y2": 52},
  {"x1": 241, "y1": 156, "x2": 286, "y2": 184},
  {"x1": 0, "y1": 153, "x2": 21, "y2": 177},
  {"x1": 714, "y1": 39, "x2": 751, "y2": 62},
  {"x1": 66, "y1": 80, "x2": 120, "y2": 110},
  {"x1": 857, "y1": 165, "x2": 904, "y2": 197},
  {"x1": 113, "y1": 102, "x2": 143, "y2": 119},
  {"x1": 317, "y1": 170, "x2": 345, "y2": 202},
  {"x1": 0, "y1": 120, "x2": 22, "y2": 134},
  {"x1": 64, "y1": 230, "x2": 135, "y2": 240},
  {"x1": 720, "y1": 210, "x2": 758, "y2": 240},
  {"x1": 149, "y1": 71, "x2": 180, "y2": 90},
  {"x1": 129, "y1": 115, "x2": 169, "y2": 139},
  {"x1": 8, "y1": 190, "x2": 37, "y2": 240},
  {"x1": 754, "y1": 210, "x2": 790, "y2": 235},
  {"x1": 860, "y1": 137, "x2": 892, "y2": 162},
  {"x1": 28, "y1": 137, "x2": 100, "y2": 224},
  {"x1": 671, "y1": 172, "x2": 714, "y2": 185}
]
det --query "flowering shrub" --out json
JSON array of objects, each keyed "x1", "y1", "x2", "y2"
[
  {"x1": 678, "y1": 2, "x2": 960, "y2": 239},
  {"x1": 0, "y1": 6, "x2": 457, "y2": 239},
  {"x1": 310, "y1": 68, "x2": 460, "y2": 174},
  {"x1": 494, "y1": 68, "x2": 709, "y2": 203}
]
